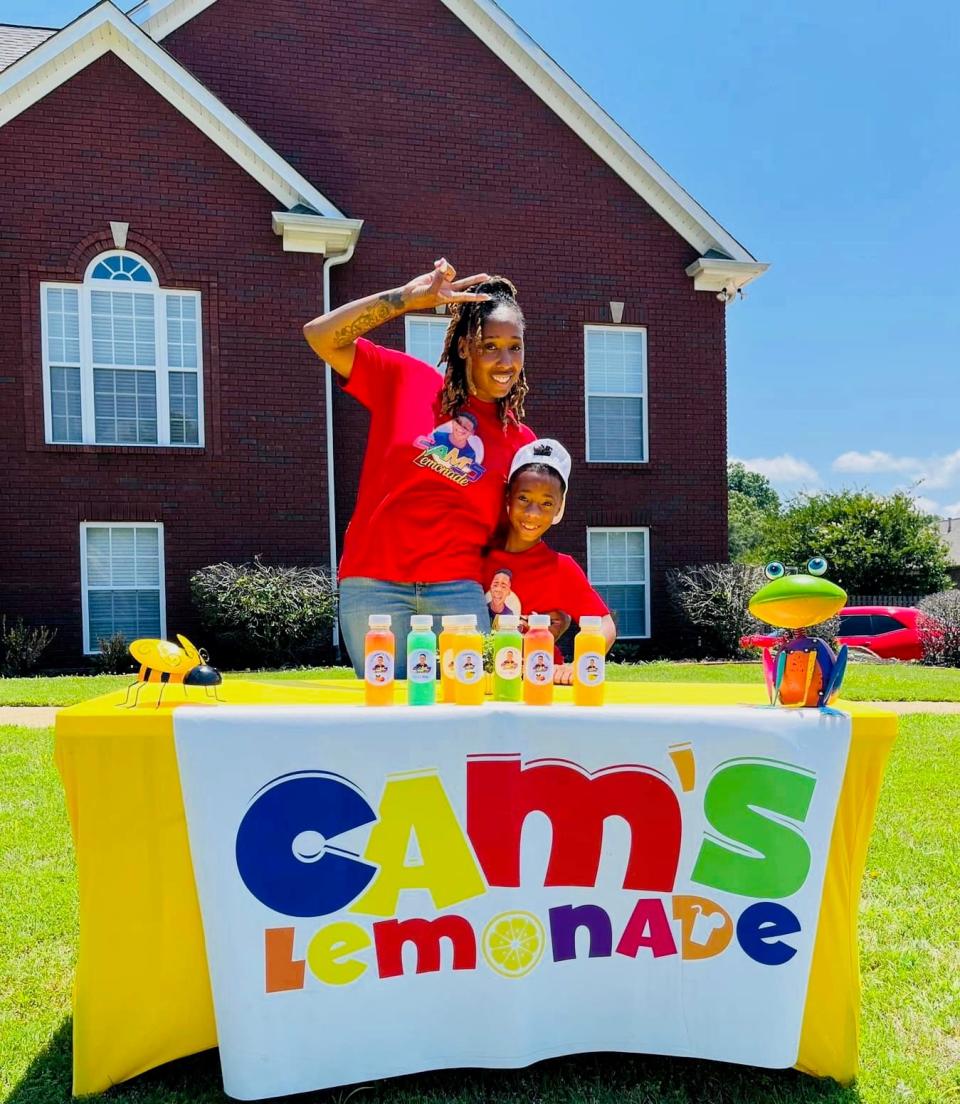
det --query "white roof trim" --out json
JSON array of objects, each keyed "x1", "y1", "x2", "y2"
[
  {"x1": 272, "y1": 212, "x2": 363, "y2": 255},
  {"x1": 685, "y1": 257, "x2": 770, "y2": 293},
  {"x1": 127, "y1": 0, "x2": 764, "y2": 271},
  {"x1": 0, "y1": 1, "x2": 345, "y2": 219}
]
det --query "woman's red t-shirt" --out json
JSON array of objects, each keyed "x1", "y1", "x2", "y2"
[{"x1": 339, "y1": 338, "x2": 535, "y2": 584}]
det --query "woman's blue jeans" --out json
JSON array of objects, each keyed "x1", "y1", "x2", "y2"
[{"x1": 338, "y1": 577, "x2": 491, "y2": 679}]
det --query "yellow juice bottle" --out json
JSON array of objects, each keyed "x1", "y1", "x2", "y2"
[
  {"x1": 363, "y1": 614, "x2": 395, "y2": 706},
  {"x1": 523, "y1": 613, "x2": 554, "y2": 705},
  {"x1": 573, "y1": 615, "x2": 606, "y2": 706},
  {"x1": 454, "y1": 615, "x2": 485, "y2": 705},
  {"x1": 438, "y1": 615, "x2": 462, "y2": 703}
]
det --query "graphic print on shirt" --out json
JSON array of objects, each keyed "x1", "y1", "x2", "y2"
[
  {"x1": 413, "y1": 412, "x2": 486, "y2": 486},
  {"x1": 485, "y1": 567, "x2": 522, "y2": 623}
]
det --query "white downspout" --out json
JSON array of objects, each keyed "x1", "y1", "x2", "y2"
[{"x1": 322, "y1": 240, "x2": 358, "y2": 654}]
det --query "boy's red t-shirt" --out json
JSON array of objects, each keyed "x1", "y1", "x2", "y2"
[
  {"x1": 481, "y1": 542, "x2": 611, "y2": 626},
  {"x1": 339, "y1": 339, "x2": 535, "y2": 584}
]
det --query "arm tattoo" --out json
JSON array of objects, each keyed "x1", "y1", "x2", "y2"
[{"x1": 333, "y1": 292, "x2": 406, "y2": 345}]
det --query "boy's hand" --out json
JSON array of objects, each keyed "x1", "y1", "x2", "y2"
[{"x1": 554, "y1": 662, "x2": 574, "y2": 686}]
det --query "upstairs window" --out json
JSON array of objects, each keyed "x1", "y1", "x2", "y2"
[
  {"x1": 41, "y1": 251, "x2": 203, "y2": 447},
  {"x1": 584, "y1": 325, "x2": 647, "y2": 462},
  {"x1": 405, "y1": 316, "x2": 448, "y2": 372}
]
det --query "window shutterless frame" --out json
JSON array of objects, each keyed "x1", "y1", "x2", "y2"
[
  {"x1": 404, "y1": 315, "x2": 449, "y2": 372},
  {"x1": 40, "y1": 251, "x2": 204, "y2": 447},
  {"x1": 586, "y1": 526, "x2": 651, "y2": 639},
  {"x1": 79, "y1": 521, "x2": 167, "y2": 654},
  {"x1": 583, "y1": 324, "x2": 648, "y2": 464}
]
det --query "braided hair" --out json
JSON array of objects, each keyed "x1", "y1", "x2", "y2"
[{"x1": 437, "y1": 276, "x2": 528, "y2": 429}]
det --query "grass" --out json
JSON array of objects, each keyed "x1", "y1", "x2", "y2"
[
  {"x1": 1, "y1": 661, "x2": 958, "y2": 707},
  {"x1": 2, "y1": 716, "x2": 959, "y2": 1103}
]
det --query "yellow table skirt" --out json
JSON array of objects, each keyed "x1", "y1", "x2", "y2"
[{"x1": 54, "y1": 680, "x2": 895, "y2": 1095}]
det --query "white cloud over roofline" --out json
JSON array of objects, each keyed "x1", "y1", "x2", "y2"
[{"x1": 732, "y1": 454, "x2": 821, "y2": 486}]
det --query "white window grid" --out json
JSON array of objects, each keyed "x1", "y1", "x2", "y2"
[
  {"x1": 404, "y1": 315, "x2": 449, "y2": 373},
  {"x1": 583, "y1": 324, "x2": 648, "y2": 463},
  {"x1": 80, "y1": 522, "x2": 167, "y2": 654},
  {"x1": 40, "y1": 251, "x2": 204, "y2": 447},
  {"x1": 586, "y1": 526, "x2": 651, "y2": 639}
]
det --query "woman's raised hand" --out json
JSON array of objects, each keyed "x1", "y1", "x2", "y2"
[{"x1": 401, "y1": 259, "x2": 492, "y2": 311}]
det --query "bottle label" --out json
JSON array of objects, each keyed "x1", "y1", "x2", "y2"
[
  {"x1": 577, "y1": 652, "x2": 605, "y2": 685},
  {"x1": 525, "y1": 649, "x2": 553, "y2": 685},
  {"x1": 408, "y1": 649, "x2": 436, "y2": 683},
  {"x1": 495, "y1": 645, "x2": 522, "y2": 680},
  {"x1": 442, "y1": 647, "x2": 456, "y2": 679},
  {"x1": 455, "y1": 649, "x2": 483, "y2": 684},
  {"x1": 365, "y1": 650, "x2": 394, "y2": 685}
]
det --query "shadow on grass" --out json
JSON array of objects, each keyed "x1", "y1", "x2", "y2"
[{"x1": 6, "y1": 1025, "x2": 863, "y2": 1104}]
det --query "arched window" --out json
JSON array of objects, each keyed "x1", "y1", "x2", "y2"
[{"x1": 41, "y1": 250, "x2": 203, "y2": 446}]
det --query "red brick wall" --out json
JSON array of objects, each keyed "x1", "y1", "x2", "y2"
[
  {"x1": 2, "y1": 0, "x2": 730, "y2": 662},
  {"x1": 0, "y1": 53, "x2": 328, "y2": 661}
]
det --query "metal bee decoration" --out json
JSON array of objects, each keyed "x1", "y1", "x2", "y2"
[
  {"x1": 748, "y1": 557, "x2": 849, "y2": 708},
  {"x1": 123, "y1": 635, "x2": 222, "y2": 708}
]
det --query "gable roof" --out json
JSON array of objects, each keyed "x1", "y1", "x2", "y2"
[
  {"x1": 125, "y1": 0, "x2": 767, "y2": 283},
  {"x1": 0, "y1": 1, "x2": 353, "y2": 233},
  {"x1": 0, "y1": 25, "x2": 55, "y2": 72}
]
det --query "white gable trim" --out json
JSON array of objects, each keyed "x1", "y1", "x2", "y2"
[
  {"x1": 0, "y1": 1, "x2": 345, "y2": 221},
  {"x1": 128, "y1": 0, "x2": 766, "y2": 279}
]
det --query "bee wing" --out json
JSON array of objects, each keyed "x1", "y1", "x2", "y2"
[
  {"x1": 130, "y1": 638, "x2": 186, "y2": 673},
  {"x1": 176, "y1": 635, "x2": 203, "y2": 664}
]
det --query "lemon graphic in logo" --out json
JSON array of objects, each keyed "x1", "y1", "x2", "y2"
[{"x1": 481, "y1": 910, "x2": 545, "y2": 978}]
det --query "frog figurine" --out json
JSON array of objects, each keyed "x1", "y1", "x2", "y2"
[{"x1": 747, "y1": 557, "x2": 849, "y2": 708}]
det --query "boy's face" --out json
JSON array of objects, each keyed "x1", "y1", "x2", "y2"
[{"x1": 507, "y1": 470, "x2": 564, "y2": 546}]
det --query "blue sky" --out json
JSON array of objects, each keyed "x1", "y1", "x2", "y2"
[{"x1": 9, "y1": 1, "x2": 960, "y2": 516}]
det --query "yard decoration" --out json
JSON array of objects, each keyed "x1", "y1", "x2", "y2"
[
  {"x1": 747, "y1": 557, "x2": 849, "y2": 707},
  {"x1": 123, "y1": 634, "x2": 222, "y2": 707}
]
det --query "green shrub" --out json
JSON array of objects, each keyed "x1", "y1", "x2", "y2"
[
  {"x1": 1, "y1": 616, "x2": 57, "y2": 676},
  {"x1": 190, "y1": 557, "x2": 336, "y2": 667},
  {"x1": 92, "y1": 631, "x2": 135, "y2": 674},
  {"x1": 918, "y1": 590, "x2": 960, "y2": 667},
  {"x1": 667, "y1": 563, "x2": 766, "y2": 659}
]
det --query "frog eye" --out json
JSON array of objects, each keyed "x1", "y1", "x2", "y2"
[
  {"x1": 807, "y1": 556, "x2": 828, "y2": 577},
  {"x1": 765, "y1": 561, "x2": 786, "y2": 580}
]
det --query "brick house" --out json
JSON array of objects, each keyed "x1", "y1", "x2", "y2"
[{"x1": 0, "y1": 0, "x2": 767, "y2": 666}]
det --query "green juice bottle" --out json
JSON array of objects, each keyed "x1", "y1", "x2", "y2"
[
  {"x1": 492, "y1": 614, "x2": 523, "y2": 702},
  {"x1": 406, "y1": 614, "x2": 437, "y2": 706}
]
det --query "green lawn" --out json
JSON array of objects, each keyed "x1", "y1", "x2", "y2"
[
  {"x1": 1, "y1": 717, "x2": 958, "y2": 1103},
  {"x1": 1, "y1": 661, "x2": 958, "y2": 707}
]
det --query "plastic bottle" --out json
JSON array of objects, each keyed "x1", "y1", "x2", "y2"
[
  {"x1": 406, "y1": 614, "x2": 437, "y2": 706},
  {"x1": 454, "y1": 615, "x2": 485, "y2": 705},
  {"x1": 523, "y1": 613, "x2": 554, "y2": 705},
  {"x1": 573, "y1": 615, "x2": 606, "y2": 706},
  {"x1": 492, "y1": 614, "x2": 523, "y2": 702},
  {"x1": 364, "y1": 614, "x2": 395, "y2": 706},
  {"x1": 438, "y1": 615, "x2": 462, "y2": 703}
]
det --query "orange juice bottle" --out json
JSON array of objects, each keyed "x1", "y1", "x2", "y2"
[
  {"x1": 523, "y1": 613, "x2": 554, "y2": 705},
  {"x1": 454, "y1": 615, "x2": 485, "y2": 705},
  {"x1": 364, "y1": 614, "x2": 395, "y2": 706},
  {"x1": 573, "y1": 615, "x2": 606, "y2": 706},
  {"x1": 439, "y1": 615, "x2": 462, "y2": 703}
]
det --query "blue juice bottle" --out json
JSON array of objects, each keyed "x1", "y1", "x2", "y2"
[
  {"x1": 406, "y1": 614, "x2": 437, "y2": 706},
  {"x1": 492, "y1": 614, "x2": 523, "y2": 701}
]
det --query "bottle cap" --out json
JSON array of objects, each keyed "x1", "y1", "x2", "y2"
[
  {"x1": 459, "y1": 614, "x2": 478, "y2": 630},
  {"x1": 368, "y1": 614, "x2": 391, "y2": 629},
  {"x1": 410, "y1": 614, "x2": 433, "y2": 632},
  {"x1": 441, "y1": 615, "x2": 461, "y2": 630},
  {"x1": 496, "y1": 615, "x2": 520, "y2": 632},
  {"x1": 528, "y1": 613, "x2": 550, "y2": 629},
  {"x1": 579, "y1": 616, "x2": 602, "y2": 631}
]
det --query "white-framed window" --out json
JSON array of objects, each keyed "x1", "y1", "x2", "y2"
[
  {"x1": 584, "y1": 325, "x2": 647, "y2": 462},
  {"x1": 404, "y1": 315, "x2": 448, "y2": 371},
  {"x1": 41, "y1": 251, "x2": 203, "y2": 447},
  {"x1": 80, "y1": 522, "x2": 166, "y2": 654},
  {"x1": 587, "y1": 527, "x2": 650, "y2": 639}
]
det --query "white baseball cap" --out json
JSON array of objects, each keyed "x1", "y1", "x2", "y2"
[{"x1": 508, "y1": 438, "x2": 572, "y2": 524}]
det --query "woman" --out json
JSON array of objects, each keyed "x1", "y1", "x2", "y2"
[{"x1": 303, "y1": 259, "x2": 535, "y2": 677}]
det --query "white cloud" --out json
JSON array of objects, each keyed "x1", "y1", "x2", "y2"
[
  {"x1": 911, "y1": 495, "x2": 941, "y2": 515},
  {"x1": 832, "y1": 448, "x2": 960, "y2": 490},
  {"x1": 943, "y1": 501, "x2": 960, "y2": 518},
  {"x1": 733, "y1": 454, "x2": 820, "y2": 485}
]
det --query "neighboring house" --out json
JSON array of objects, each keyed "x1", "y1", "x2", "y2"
[
  {"x1": 940, "y1": 518, "x2": 960, "y2": 586},
  {"x1": 0, "y1": 0, "x2": 767, "y2": 665}
]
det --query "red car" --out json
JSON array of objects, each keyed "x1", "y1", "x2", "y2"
[{"x1": 742, "y1": 606, "x2": 939, "y2": 662}]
